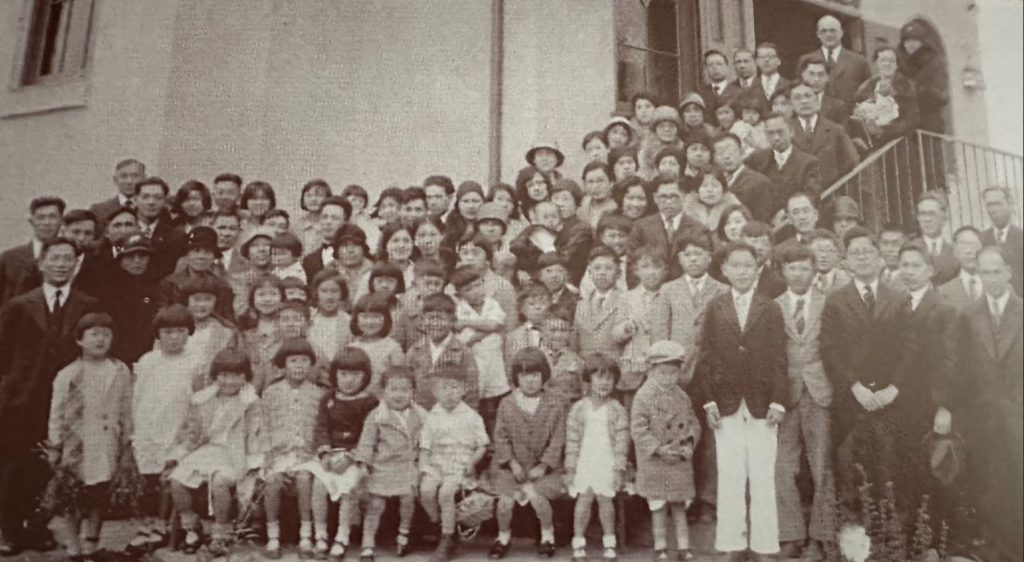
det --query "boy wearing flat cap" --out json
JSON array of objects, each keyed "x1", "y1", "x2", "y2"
[{"x1": 631, "y1": 340, "x2": 701, "y2": 560}]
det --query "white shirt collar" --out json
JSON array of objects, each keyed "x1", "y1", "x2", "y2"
[
  {"x1": 800, "y1": 113, "x2": 818, "y2": 131},
  {"x1": 774, "y1": 145, "x2": 793, "y2": 166},
  {"x1": 662, "y1": 212, "x2": 682, "y2": 231},
  {"x1": 42, "y1": 282, "x2": 70, "y2": 310},
  {"x1": 853, "y1": 277, "x2": 880, "y2": 298},
  {"x1": 728, "y1": 165, "x2": 745, "y2": 185},
  {"x1": 428, "y1": 333, "x2": 453, "y2": 363},
  {"x1": 731, "y1": 287, "x2": 755, "y2": 303},
  {"x1": 987, "y1": 289, "x2": 1011, "y2": 317},
  {"x1": 118, "y1": 193, "x2": 132, "y2": 206},
  {"x1": 711, "y1": 79, "x2": 729, "y2": 93},
  {"x1": 908, "y1": 285, "x2": 930, "y2": 311},
  {"x1": 823, "y1": 45, "x2": 843, "y2": 59},
  {"x1": 923, "y1": 234, "x2": 945, "y2": 250},
  {"x1": 761, "y1": 73, "x2": 779, "y2": 92},
  {"x1": 31, "y1": 238, "x2": 43, "y2": 259},
  {"x1": 959, "y1": 268, "x2": 980, "y2": 286}
]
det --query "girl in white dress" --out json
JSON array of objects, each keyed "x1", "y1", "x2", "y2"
[
  {"x1": 307, "y1": 270, "x2": 352, "y2": 365},
  {"x1": 563, "y1": 354, "x2": 630, "y2": 560}
]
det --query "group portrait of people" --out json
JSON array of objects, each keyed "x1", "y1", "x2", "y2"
[{"x1": 0, "y1": 13, "x2": 1020, "y2": 562}]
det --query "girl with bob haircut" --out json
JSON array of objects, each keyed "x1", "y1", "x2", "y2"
[
  {"x1": 348, "y1": 293, "x2": 405, "y2": 397},
  {"x1": 308, "y1": 269, "x2": 352, "y2": 365},
  {"x1": 239, "y1": 181, "x2": 277, "y2": 234},
  {"x1": 299, "y1": 179, "x2": 333, "y2": 255},
  {"x1": 172, "y1": 180, "x2": 213, "y2": 231},
  {"x1": 515, "y1": 166, "x2": 551, "y2": 218},
  {"x1": 370, "y1": 186, "x2": 404, "y2": 229}
]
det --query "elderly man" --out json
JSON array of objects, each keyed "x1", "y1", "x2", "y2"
[
  {"x1": 89, "y1": 159, "x2": 146, "y2": 224},
  {"x1": 797, "y1": 15, "x2": 872, "y2": 105},
  {"x1": 980, "y1": 186, "x2": 1023, "y2": 296},
  {"x1": 745, "y1": 113, "x2": 823, "y2": 221},
  {"x1": 789, "y1": 81, "x2": 860, "y2": 188}
]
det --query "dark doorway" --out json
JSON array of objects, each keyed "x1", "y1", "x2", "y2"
[{"x1": 753, "y1": 0, "x2": 864, "y2": 79}]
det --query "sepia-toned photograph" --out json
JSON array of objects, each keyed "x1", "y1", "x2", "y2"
[{"x1": 0, "y1": 1, "x2": 1021, "y2": 560}]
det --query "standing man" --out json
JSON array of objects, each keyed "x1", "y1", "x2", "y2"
[
  {"x1": 800, "y1": 59, "x2": 849, "y2": 125},
  {"x1": 979, "y1": 186, "x2": 1023, "y2": 296},
  {"x1": 424, "y1": 175, "x2": 455, "y2": 223},
  {"x1": 745, "y1": 113, "x2": 823, "y2": 222},
  {"x1": 89, "y1": 159, "x2": 145, "y2": 224},
  {"x1": 938, "y1": 226, "x2": 985, "y2": 311},
  {"x1": 714, "y1": 133, "x2": 774, "y2": 223},
  {"x1": 798, "y1": 15, "x2": 872, "y2": 106},
  {"x1": 789, "y1": 81, "x2": 860, "y2": 188},
  {"x1": 0, "y1": 237, "x2": 98, "y2": 555},
  {"x1": 915, "y1": 191, "x2": 959, "y2": 286},
  {"x1": 697, "y1": 50, "x2": 742, "y2": 113},
  {"x1": 821, "y1": 226, "x2": 915, "y2": 510},
  {"x1": 133, "y1": 177, "x2": 187, "y2": 280},
  {"x1": 625, "y1": 175, "x2": 704, "y2": 268},
  {"x1": 957, "y1": 246, "x2": 1023, "y2": 560},
  {"x1": 16, "y1": 210, "x2": 105, "y2": 300},
  {"x1": 212, "y1": 172, "x2": 243, "y2": 213},
  {"x1": 302, "y1": 196, "x2": 350, "y2": 282},
  {"x1": 0, "y1": 196, "x2": 65, "y2": 307},
  {"x1": 878, "y1": 222, "x2": 908, "y2": 289},
  {"x1": 732, "y1": 48, "x2": 758, "y2": 90},
  {"x1": 697, "y1": 242, "x2": 788, "y2": 561},
  {"x1": 754, "y1": 43, "x2": 791, "y2": 112}
]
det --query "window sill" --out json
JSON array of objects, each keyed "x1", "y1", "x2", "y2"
[{"x1": 0, "y1": 77, "x2": 88, "y2": 119}]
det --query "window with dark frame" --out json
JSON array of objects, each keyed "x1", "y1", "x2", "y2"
[
  {"x1": 615, "y1": 0, "x2": 682, "y2": 112},
  {"x1": 20, "y1": 0, "x2": 96, "y2": 86}
]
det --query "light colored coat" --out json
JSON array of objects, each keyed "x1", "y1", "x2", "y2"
[
  {"x1": 775, "y1": 290, "x2": 833, "y2": 407},
  {"x1": 354, "y1": 402, "x2": 428, "y2": 496},
  {"x1": 564, "y1": 397, "x2": 630, "y2": 473},
  {"x1": 618, "y1": 286, "x2": 671, "y2": 390},
  {"x1": 571, "y1": 288, "x2": 630, "y2": 358},
  {"x1": 631, "y1": 378, "x2": 701, "y2": 502}
]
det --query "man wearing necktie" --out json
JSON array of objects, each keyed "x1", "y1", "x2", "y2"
[
  {"x1": 789, "y1": 82, "x2": 860, "y2": 188},
  {"x1": 744, "y1": 114, "x2": 823, "y2": 220},
  {"x1": 820, "y1": 227, "x2": 916, "y2": 514},
  {"x1": 956, "y1": 246, "x2": 1023, "y2": 559},
  {"x1": 625, "y1": 176, "x2": 703, "y2": 277},
  {"x1": 915, "y1": 192, "x2": 959, "y2": 286},
  {"x1": 301, "y1": 196, "x2": 350, "y2": 283},
  {"x1": 697, "y1": 49, "x2": 741, "y2": 114},
  {"x1": 732, "y1": 48, "x2": 757, "y2": 90},
  {"x1": 938, "y1": 226, "x2": 985, "y2": 311},
  {"x1": 0, "y1": 238, "x2": 98, "y2": 555},
  {"x1": 980, "y1": 186, "x2": 1024, "y2": 296},
  {"x1": 796, "y1": 15, "x2": 871, "y2": 106}
]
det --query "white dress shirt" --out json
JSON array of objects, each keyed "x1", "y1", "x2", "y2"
[
  {"x1": 32, "y1": 238, "x2": 44, "y2": 259},
  {"x1": 799, "y1": 113, "x2": 819, "y2": 134},
  {"x1": 42, "y1": 282, "x2": 71, "y2": 312},
  {"x1": 761, "y1": 73, "x2": 780, "y2": 98},
  {"x1": 711, "y1": 80, "x2": 730, "y2": 96},
  {"x1": 732, "y1": 288, "x2": 754, "y2": 328},
  {"x1": 987, "y1": 289, "x2": 1011, "y2": 321},
  {"x1": 908, "y1": 285, "x2": 929, "y2": 311},
  {"x1": 853, "y1": 277, "x2": 880, "y2": 303},
  {"x1": 774, "y1": 145, "x2": 793, "y2": 169},
  {"x1": 785, "y1": 290, "x2": 809, "y2": 323},
  {"x1": 822, "y1": 45, "x2": 843, "y2": 62},
  {"x1": 663, "y1": 212, "x2": 684, "y2": 234},
  {"x1": 922, "y1": 235, "x2": 946, "y2": 256},
  {"x1": 959, "y1": 269, "x2": 983, "y2": 301}
]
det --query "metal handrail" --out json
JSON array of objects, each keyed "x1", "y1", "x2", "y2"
[
  {"x1": 818, "y1": 136, "x2": 905, "y2": 202},
  {"x1": 917, "y1": 129, "x2": 1024, "y2": 160}
]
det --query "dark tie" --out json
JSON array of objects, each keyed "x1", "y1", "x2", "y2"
[
  {"x1": 826, "y1": 48, "x2": 837, "y2": 70},
  {"x1": 794, "y1": 297, "x2": 806, "y2": 334},
  {"x1": 49, "y1": 289, "x2": 64, "y2": 332},
  {"x1": 862, "y1": 285, "x2": 875, "y2": 311},
  {"x1": 52, "y1": 289, "x2": 63, "y2": 316}
]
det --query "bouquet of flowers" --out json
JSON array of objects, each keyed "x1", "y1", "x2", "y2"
[{"x1": 852, "y1": 79, "x2": 900, "y2": 142}]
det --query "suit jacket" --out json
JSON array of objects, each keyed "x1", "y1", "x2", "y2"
[
  {"x1": 88, "y1": 196, "x2": 127, "y2": 225},
  {"x1": 918, "y1": 238, "x2": 959, "y2": 286},
  {"x1": 904, "y1": 288, "x2": 957, "y2": 428},
  {"x1": 0, "y1": 243, "x2": 36, "y2": 308},
  {"x1": 756, "y1": 264, "x2": 787, "y2": 299},
  {"x1": 776, "y1": 290, "x2": 832, "y2": 407},
  {"x1": 625, "y1": 212, "x2": 705, "y2": 268},
  {"x1": 571, "y1": 288, "x2": 629, "y2": 358},
  {"x1": 146, "y1": 218, "x2": 188, "y2": 281},
  {"x1": 302, "y1": 247, "x2": 330, "y2": 285},
  {"x1": 14, "y1": 252, "x2": 108, "y2": 302},
  {"x1": 753, "y1": 75, "x2": 792, "y2": 114},
  {"x1": 663, "y1": 275, "x2": 728, "y2": 382},
  {"x1": 727, "y1": 166, "x2": 774, "y2": 223},
  {"x1": 745, "y1": 147, "x2": 823, "y2": 217},
  {"x1": 820, "y1": 281, "x2": 914, "y2": 436},
  {"x1": 0, "y1": 287, "x2": 99, "y2": 452},
  {"x1": 695, "y1": 291, "x2": 789, "y2": 418},
  {"x1": 957, "y1": 294, "x2": 1023, "y2": 417},
  {"x1": 819, "y1": 94, "x2": 850, "y2": 126},
  {"x1": 815, "y1": 268, "x2": 853, "y2": 296},
  {"x1": 557, "y1": 216, "x2": 594, "y2": 286},
  {"x1": 937, "y1": 275, "x2": 977, "y2": 312},
  {"x1": 981, "y1": 225, "x2": 1024, "y2": 297},
  {"x1": 798, "y1": 48, "x2": 872, "y2": 105},
  {"x1": 790, "y1": 114, "x2": 860, "y2": 188},
  {"x1": 696, "y1": 82, "x2": 744, "y2": 113}
]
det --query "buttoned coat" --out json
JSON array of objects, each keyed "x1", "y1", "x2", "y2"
[
  {"x1": 354, "y1": 402, "x2": 428, "y2": 496},
  {"x1": 0, "y1": 243, "x2": 35, "y2": 308},
  {"x1": 790, "y1": 114, "x2": 860, "y2": 188},
  {"x1": 903, "y1": 288, "x2": 957, "y2": 433},
  {"x1": 776, "y1": 290, "x2": 832, "y2": 408},
  {"x1": 626, "y1": 213, "x2": 706, "y2": 277},
  {"x1": 981, "y1": 225, "x2": 1024, "y2": 296},
  {"x1": 745, "y1": 147, "x2": 824, "y2": 217},
  {"x1": 571, "y1": 288, "x2": 630, "y2": 358},
  {"x1": 490, "y1": 392, "x2": 566, "y2": 498},
  {"x1": 631, "y1": 378, "x2": 701, "y2": 502}
]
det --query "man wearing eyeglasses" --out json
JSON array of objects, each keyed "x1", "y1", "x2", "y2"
[{"x1": 625, "y1": 174, "x2": 704, "y2": 279}]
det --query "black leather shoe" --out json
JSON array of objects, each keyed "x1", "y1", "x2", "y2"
[
  {"x1": 0, "y1": 539, "x2": 18, "y2": 557},
  {"x1": 537, "y1": 541, "x2": 556, "y2": 558},
  {"x1": 488, "y1": 541, "x2": 509, "y2": 559}
]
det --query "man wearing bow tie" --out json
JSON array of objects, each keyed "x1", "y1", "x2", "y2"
[{"x1": 302, "y1": 196, "x2": 350, "y2": 282}]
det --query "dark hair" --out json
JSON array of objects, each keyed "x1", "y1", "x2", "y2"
[
  {"x1": 153, "y1": 304, "x2": 196, "y2": 335},
  {"x1": 272, "y1": 337, "x2": 317, "y2": 369},
  {"x1": 213, "y1": 172, "x2": 243, "y2": 186},
  {"x1": 310, "y1": 269, "x2": 349, "y2": 308},
  {"x1": 740, "y1": 220, "x2": 773, "y2": 239},
  {"x1": 898, "y1": 240, "x2": 933, "y2": 266},
  {"x1": 487, "y1": 182, "x2": 522, "y2": 220},
  {"x1": 517, "y1": 282, "x2": 550, "y2": 309},
  {"x1": 350, "y1": 293, "x2": 393, "y2": 337},
  {"x1": 612, "y1": 176, "x2": 652, "y2": 216},
  {"x1": 952, "y1": 225, "x2": 982, "y2": 243},
  {"x1": 74, "y1": 312, "x2": 114, "y2": 341},
  {"x1": 371, "y1": 187, "x2": 404, "y2": 219},
  {"x1": 596, "y1": 213, "x2": 632, "y2": 238},
  {"x1": 134, "y1": 177, "x2": 169, "y2": 197},
  {"x1": 654, "y1": 147, "x2": 686, "y2": 170},
  {"x1": 550, "y1": 178, "x2": 584, "y2": 206},
  {"x1": 879, "y1": 222, "x2": 907, "y2": 236},
  {"x1": 115, "y1": 158, "x2": 144, "y2": 172},
  {"x1": 807, "y1": 227, "x2": 842, "y2": 249},
  {"x1": 421, "y1": 292, "x2": 457, "y2": 315},
  {"x1": 786, "y1": 190, "x2": 818, "y2": 211},
  {"x1": 587, "y1": 244, "x2": 619, "y2": 265},
  {"x1": 607, "y1": 146, "x2": 639, "y2": 175},
  {"x1": 515, "y1": 166, "x2": 550, "y2": 214},
  {"x1": 633, "y1": 246, "x2": 668, "y2": 267},
  {"x1": 40, "y1": 236, "x2": 80, "y2": 258},
  {"x1": 210, "y1": 210, "x2": 241, "y2": 225},
  {"x1": 581, "y1": 161, "x2": 613, "y2": 182},
  {"x1": 450, "y1": 264, "x2": 483, "y2": 290},
  {"x1": 509, "y1": 347, "x2": 551, "y2": 386},
  {"x1": 424, "y1": 175, "x2": 456, "y2": 196},
  {"x1": 401, "y1": 187, "x2": 427, "y2": 205},
  {"x1": 776, "y1": 242, "x2": 816, "y2": 265},
  {"x1": 582, "y1": 130, "x2": 606, "y2": 151},
  {"x1": 320, "y1": 195, "x2": 353, "y2": 221},
  {"x1": 703, "y1": 49, "x2": 727, "y2": 64},
  {"x1": 369, "y1": 262, "x2": 407, "y2": 302},
  {"x1": 210, "y1": 347, "x2": 252, "y2": 381},
  {"x1": 843, "y1": 225, "x2": 879, "y2": 250},
  {"x1": 240, "y1": 181, "x2": 276, "y2": 212},
  {"x1": 180, "y1": 275, "x2": 222, "y2": 300},
  {"x1": 768, "y1": 89, "x2": 791, "y2": 105},
  {"x1": 644, "y1": 172, "x2": 681, "y2": 195},
  {"x1": 263, "y1": 208, "x2": 291, "y2": 229},
  {"x1": 414, "y1": 258, "x2": 446, "y2": 280},
  {"x1": 800, "y1": 57, "x2": 828, "y2": 74},
  {"x1": 873, "y1": 46, "x2": 898, "y2": 61},
  {"x1": 456, "y1": 231, "x2": 495, "y2": 263},
  {"x1": 173, "y1": 180, "x2": 212, "y2": 217},
  {"x1": 582, "y1": 352, "x2": 621, "y2": 384},
  {"x1": 718, "y1": 241, "x2": 759, "y2": 263},
  {"x1": 602, "y1": 121, "x2": 633, "y2": 146},
  {"x1": 631, "y1": 91, "x2": 659, "y2": 109},
  {"x1": 280, "y1": 276, "x2": 309, "y2": 301},
  {"x1": 329, "y1": 346, "x2": 373, "y2": 391},
  {"x1": 376, "y1": 223, "x2": 416, "y2": 262},
  {"x1": 300, "y1": 179, "x2": 333, "y2": 211},
  {"x1": 341, "y1": 184, "x2": 368, "y2": 207},
  {"x1": 755, "y1": 41, "x2": 779, "y2": 55},
  {"x1": 62, "y1": 209, "x2": 98, "y2": 228},
  {"x1": 247, "y1": 274, "x2": 285, "y2": 314},
  {"x1": 381, "y1": 365, "x2": 416, "y2": 390},
  {"x1": 674, "y1": 229, "x2": 715, "y2": 256},
  {"x1": 278, "y1": 298, "x2": 311, "y2": 320},
  {"x1": 713, "y1": 132, "x2": 743, "y2": 149}
]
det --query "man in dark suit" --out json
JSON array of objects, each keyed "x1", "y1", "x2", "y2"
[
  {"x1": 938, "y1": 226, "x2": 984, "y2": 312},
  {"x1": 745, "y1": 113, "x2": 823, "y2": 221},
  {"x1": 790, "y1": 82, "x2": 860, "y2": 188},
  {"x1": 980, "y1": 186, "x2": 1023, "y2": 296},
  {"x1": 797, "y1": 15, "x2": 872, "y2": 106},
  {"x1": 0, "y1": 237, "x2": 99, "y2": 554},
  {"x1": 915, "y1": 191, "x2": 959, "y2": 286},
  {"x1": 301, "y1": 196, "x2": 350, "y2": 282},
  {"x1": 697, "y1": 49, "x2": 743, "y2": 114},
  {"x1": 732, "y1": 48, "x2": 758, "y2": 90},
  {"x1": 800, "y1": 58, "x2": 850, "y2": 125},
  {"x1": 625, "y1": 174, "x2": 704, "y2": 272},
  {"x1": 753, "y1": 43, "x2": 792, "y2": 113},
  {"x1": 741, "y1": 221, "x2": 787, "y2": 299},
  {"x1": 773, "y1": 191, "x2": 820, "y2": 247},
  {"x1": 0, "y1": 196, "x2": 65, "y2": 308},
  {"x1": 820, "y1": 227, "x2": 916, "y2": 511},
  {"x1": 133, "y1": 177, "x2": 187, "y2": 281},
  {"x1": 88, "y1": 158, "x2": 145, "y2": 225},
  {"x1": 14, "y1": 209, "x2": 107, "y2": 301},
  {"x1": 714, "y1": 133, "x2": 774, "y2": 223},
  {"x1": 957, "y1": 246, "x2": 1023, "y2": 559},
  {"x1": 696, "y1": 242, "x2": 788, "y2": 560}
]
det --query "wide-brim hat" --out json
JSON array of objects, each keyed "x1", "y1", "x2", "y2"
[
  {"x1": 603, "y1": 116, "x2": 635, "y2": 140},
  {"x1": 650, "y1": 106, "x2": 682, "y2": 129},
  {"x1": 240, "y1": 226, "x2": 277, "y2": 260},
  {"x1": 187, "y1": 226, "x2": 222, "y2": 258},
  {"x1": 678, "y1": 92, "x2": 707, "y2": 112},
  {"x1": 525, "y1": 141, "x2": 565, "y2": 167}
]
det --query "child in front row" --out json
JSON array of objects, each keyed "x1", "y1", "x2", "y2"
[
  {"x1": 47, "y1": 313, "x2": 134, "y2": 562},
  {"x1": 488, "y1": 348, "x2": 567, "y2": 560},
  {"x1": 354, "y1": 366, "x2": 428, "y2": 560},
  {"x1": 167, "y1": 347, "x2": 263, "y2": 556},
  {"x1": 565, "y1": 353, "x2": 630, "y2": 560},
  {"x1": 261, "y1": 338, "x2": 325, "y2": 558},
  {"x1": 419, "y1": 365, "x2": 490, "y2": 562},
  {"x1": 307, "y1": 346, "x2": 380, "y2": 559},
  {"x1": 631, "y1": 340, "x2": 701, "y2": 560}
]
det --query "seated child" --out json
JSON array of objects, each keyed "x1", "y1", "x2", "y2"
[
  {"x1": 419, "y1": 365, "x2": 490, "y2": 561},
  {"x1": 261, "y1": 338, "x2": 325, "y2": 558},
  {"x1": 354, "y1": 366, "x2": 429, "y2": 560},
  {"x1": 251, "y1": 299, "x2": 311, "y2": 392},
  {"x1": 167, "y1": 347, "x2": 262, "y2": 556},
  {"x1": 307, "y1": 346, "x2": 380, "y2": 559},
  {"x1": 631, "y1": 341, "x2": 701, "y2": 560},
  {"x1": 488, "y1": 348, "x2": 566, "y2": 560},
  {"x1": 46, "y1": 313, "x2": 133, "y2": 561},
  {"x1": 565, "y1": 353, "x2": 630, "y2": 560},
  {"x1": 451, "y1": 265, "x2": 509, "y2": 433},
  {"x1": 129, "y1": 305, "x2": 204, "y2": 553}
]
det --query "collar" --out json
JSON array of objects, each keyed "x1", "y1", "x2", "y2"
[
  {"x1": 774, "y1": 145, "x2": 793, "y2": 164},
  {"x1": 908, "y1": 285, "x2": 930, "y2": 310},
  {"x1": 800, "y1": 113, "x2": 818, "y2": 129},
  {"x1": 711, "y1": 79, "x2": 729, "y2": 92},
  {"x1": 118, "y1": 193, "x2": 132, "y2": 206},
  {"x1": 854, "y1": 277, "x2": 880, "y2": 296},
  {"x1": 430, "y1": 401, "x2": 470, "y2": 416},
  {"x1": 786, "y1": 288, "x2": 811, "y2": 304},
  {"x1": 959, "y1": 268, "x2": 980, "y2": 285},
  {"x1": 687, "y1": 273, "x2": 708, "y2": 286},
  {"x1": 42, "y1": 282, "x2": 71, "y2": 301},
  {"x1": 728, "y1": 165, "x2": 745, "y2": 184},
  {"x1": 923, "y1": 234, "x2": 945, "y2": 249},
  {"x1": 428, "y1": 333, "x2": 452, "y2": 352},
  {"x1": 823, "y1": 45, "x2": 843, "y2": 58},
  {"x1": 731, "y1": 287, "x2": 755, "y2": 303},
  {"x1": 761, "y1": 72, "x2": 779, "y2": 88},
  {"x1": 661, "y1": 212, "x2": 682, "y2": 226},
  {"x1": 987, "y1": 289, "x2": 1011, "y2": 314},
  {"x1": 31, "y1": 238, "x2": 43, "y2": 259}
]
